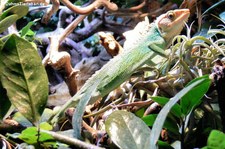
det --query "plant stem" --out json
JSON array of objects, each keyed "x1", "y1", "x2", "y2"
[
  {"x1": 181, "y1": 118, "x2": 185, "y2": 149},
  {"x1": 41, "y1": 129, "x2": 104, "y2": 149}
]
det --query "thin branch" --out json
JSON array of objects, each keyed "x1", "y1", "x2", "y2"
[
  {"x1": 59, "y1": 15, "x2": 86, "y2": 43},
  {"x1": 118, "y1": 0, "x2": 147, "y2": 12},
  {"x1": 42, "y1": 0, "x2": 60, "y2": 24},
  {"x1": 41, "y1": 130, "x2": 105, "y2": 149},
  {"x1": 60, "y1": 0, "x2": 118, "y2": 15}
]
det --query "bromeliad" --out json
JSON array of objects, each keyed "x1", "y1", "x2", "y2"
[{"x1": 51, "y1": 9, "x2": 190, "y2": 138}]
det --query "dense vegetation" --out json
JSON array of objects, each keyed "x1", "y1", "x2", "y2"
[{"x1": 1, "y1": 0, "x2": 225, "y2": 148}]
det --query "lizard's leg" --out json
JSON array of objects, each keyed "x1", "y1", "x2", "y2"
[{"x1": 148, "y1": 43, "x2": 168, "y2": 58}]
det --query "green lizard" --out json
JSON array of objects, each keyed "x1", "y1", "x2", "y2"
[{"x1": 51, "y1": 9, "x2": 190, "y2": 138}]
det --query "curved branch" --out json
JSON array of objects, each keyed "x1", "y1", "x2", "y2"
[
  {"x1": 42, "y1": 0, "x2": 60, "y2": 24},
  {"x1": 41, "y1": 130, "x2": 104, "y2": 149},
  {"x1": 60, "y1": 0, "x2": 118, "y2": 15},
  {"x1": 59, "y1": 15, "x2": 86, "y2": 43},
  {"x1": 99, "y1": 32, "x2": 123, "y2": 56},
  {"x1": 118, "y1": 0, "x2": 147, "y2": 12}
]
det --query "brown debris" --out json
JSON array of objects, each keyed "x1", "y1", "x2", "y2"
[{"x1": 99, "y1": 32, "x2": 123, "y2": 57}]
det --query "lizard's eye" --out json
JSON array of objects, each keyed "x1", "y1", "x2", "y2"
[{"x1": 167, "y1": 12, "x2": 175, "y2": 20}]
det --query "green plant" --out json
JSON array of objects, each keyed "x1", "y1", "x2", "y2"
[
  {"x1": 105, "y1": 75, "x2": 211, "y2": 149},
  {"x1": 202, "y1": 129, "x2": 225, "y2": 149},
  {"x1": 0, "y1": 5, "x2": 28, "y2": 33},
  {"x1": 0, "y1": 34, "x2": 49, "y2": 124}
]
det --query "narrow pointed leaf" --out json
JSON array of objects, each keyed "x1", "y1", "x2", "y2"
[
  {"x1": 0, "y1": 14, "x2": 18, "y2": 33},
  {"x1": 149, "y1": 76, "x2": 210, "y2": 148},
  {"x1": 19, "y1": 19, "x2": 40, "y2": 37},
  {"x1": 0, "y1": 5, "x2": 28, "y2": 33},
  {"x1": 181, "y1": 75, "x2": 211, "y2": 115},
  {"x1": 0, "y1": 5, "x2": 28, "y2": 20},
  {"x1": 0, "y1": 34, "x2": 48, "y2": 124},
  {"x1": 105, "y1": 110, "x2": 151, "y2": 149}
]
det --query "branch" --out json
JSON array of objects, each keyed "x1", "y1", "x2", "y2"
[
  {"x1": 99, "y1": 32, "x2": 123, "y2": 57},
  {"x1": 118, "y1": 0, "x2": 147, "y2": 12},
  {"x1": 42, "y1": 0, "x2": 60, "y2": 24},
  {"x1": 59, "y1": 15, "x2": 86, "y2": 43},
  {"x1": 42, "y1": 0, "x2": 118, "y2": 23},
  {"x1": 60, "y1": 0, "x2": 118, "y2": 15},
  {"x1": 45, "y1": 37, "x2": 80, "y2": 95},
  {"x1": 41, "y1": 0, "x2": 118, "y2": 96},
  {"x1": 41, "y1": 130, "x2": 104, "y2": 149}
]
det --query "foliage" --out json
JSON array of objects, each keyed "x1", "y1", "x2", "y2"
[
  {"x1": 0, "y1": 5, "x2": 28, "y2": 33},
  {"x1": 202, "y1": 130, "x2": 225, "y2": 149},
  {"x1": 105, "y1": 110, "x2": 151, "y2": 149},
  {"x1": 19, "y1": 18, "x2": 40, "y2": 41},
  {"x1": 18, "y1": 123, "x2": 54, "y2": 146},
  {"x1": 0, "y1": 34, "x2": 48, "y2": 124},
  {"x1": 148, "y1": 75, "x2": 211, "y2": 148},
  {"x1": 105, "y1": 76, "x2": 211, "y2": 149}
]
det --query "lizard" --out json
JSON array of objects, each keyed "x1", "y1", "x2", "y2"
[{"x1": 51, "y1": 9, "x2": 190, "y2": 139}]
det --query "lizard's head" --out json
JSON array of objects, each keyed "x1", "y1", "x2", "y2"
[{"x1": 156, "y1": 9, "x2": 190, "y2": 43}]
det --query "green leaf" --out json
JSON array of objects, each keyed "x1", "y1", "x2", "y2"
[
  {"x1": 0, "y1": 34, "x2": 48, "y2": 124},
  {"x1": 0, "y1": 81, "x2": 11, "y2": 120},
  {"x1": 0, "y1": 5, "x2": 28, "y2": 33},
  {"x1": 151, "y1": 96, "x2": 182, "y2": 118},
  {"x1": 142, "y1": 114, "x2": 179, "y2": 135},
  {"x1": 142, "y1": 114, "x2": 157, "y2": 126},
  {"x1": 40, "y1": 122, "x2": 53, "y2": 131},
  {"x1": 19, "y1": 127, "x2": 54, "y2": 145},
  {"x1": 204, "y1": 130, "x2": 225, "y2": 149},
  {"x1": 0, "y1": 5, "x2": 28, "y2": 20},
  {"x1": 0, "y1": 14, "x2": 18, "y2": 33},
  {"x1": 0, "y1": 37, "x2": 4, "y2": 50},
  {"x1": 149, "y1": 76, "x2": 210, "y2": 148},
  {"x1": 105, "y1": 110, "x2": 151, "y2": 149},
  {"x1": 19, "y1": 127, "x2": 38, "y2": 144},
  {"x1": 181, "y1": 75, "x2": 211, "y2": 115},
  {"x1": 158, "y1": 140, "x2": 174, "y2": 149},
  {"x1": 135, "y1": 107, "x2": 145, "y2": 118},
  {"x1": 19, "y1": 19, "x2": 39, "y2": 37}
]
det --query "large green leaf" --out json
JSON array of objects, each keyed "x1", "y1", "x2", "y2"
[
  {"x1": 0, "y1": 5, "x2": 28, "y2": 20},
  {"x1": 202, "y1": 130, "x2": 225, "y2": 149},
  {"x1": 181, "y1": 75, "x2": 211, "y2": 115},
  {"x1": 0, "y1": 14, "x2": 18, "y2": 33},
  {"x1": 149, "y1": 76, "x2": 210, "y2": 149},
  {"x1": 0, "y1": 34, "x2": 48, "y2": 124},
  {"x1": 105, "y1": 110, "x2": 151, "y2": 149},
  {"x1": 18, "y1": 126, "x2": 54, "y2": 145},
  {"x1": 0, "y1": 5, "x2": 28, "y2": 33}
]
